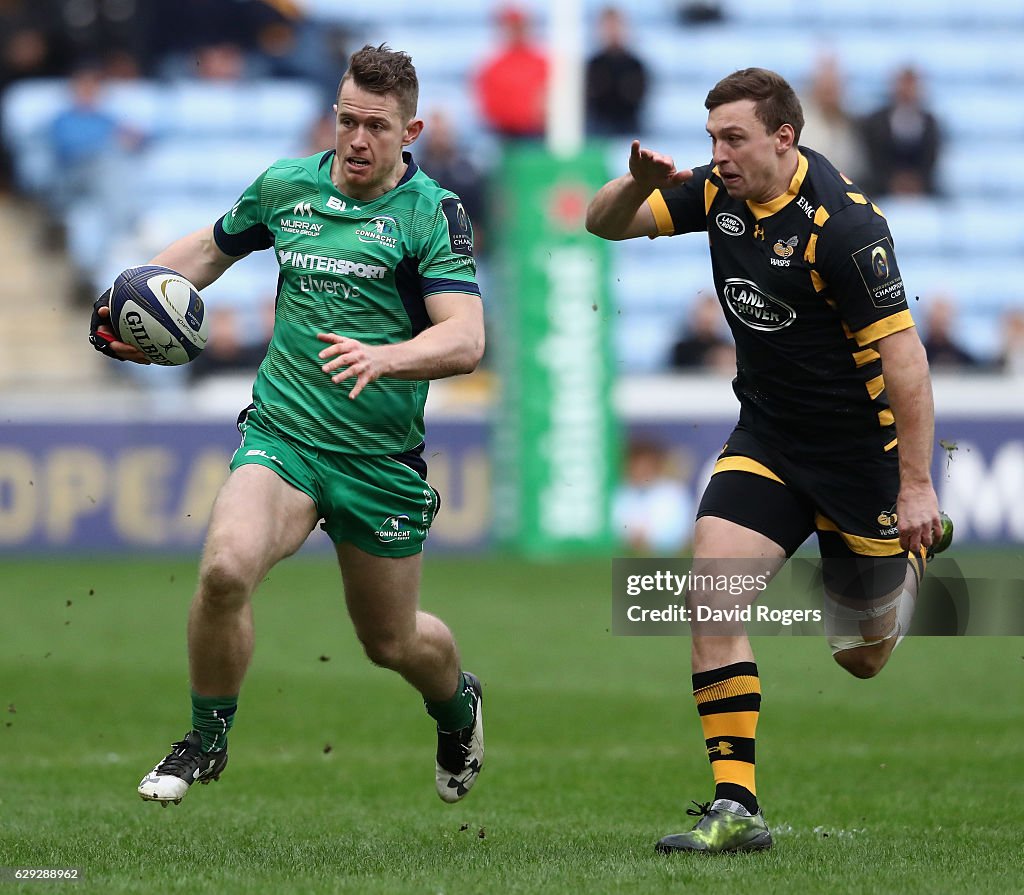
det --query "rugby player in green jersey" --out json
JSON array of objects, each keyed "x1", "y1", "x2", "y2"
[
  {"x1": 587, "y1": 68, "x2": 952, "y2": 854},
  {"x1": 90, "y1": 45, "x2": 486, "y2": 807}
]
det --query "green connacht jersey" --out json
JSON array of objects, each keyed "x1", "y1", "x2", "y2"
[{"x1": 214, "y1": 150, "x2": 480, "y2": 455}]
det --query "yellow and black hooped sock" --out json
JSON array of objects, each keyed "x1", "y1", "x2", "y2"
[{"x1": 692, "y1": 661, "x2": 761, "y2": 815}]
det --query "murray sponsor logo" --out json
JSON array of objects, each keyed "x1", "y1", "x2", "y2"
[
  {"x1": 277, "y1": 250, "x2": 387, "y2": 280},
  {"x1": 280, "y1": 217, "x2": 324, "y2": 236},
  {"x1": 716, "y1": 212, "x2": 745, "y2": 236},
  {"x1": 722, "y1": 278, "x2": 796, "y2": 331}
]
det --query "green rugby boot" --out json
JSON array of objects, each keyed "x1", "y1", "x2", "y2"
[{"x1": 656, "y1": 799, "x2": 772, "y2": 854}]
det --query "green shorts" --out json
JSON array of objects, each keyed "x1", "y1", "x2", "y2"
[{"x1": 230, "y1": 406, "x2": 440, "y2": 557}]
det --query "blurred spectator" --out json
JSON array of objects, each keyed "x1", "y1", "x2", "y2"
[
  {"x1": 0, "y1": 0, "x2": 67, "y2": 188},
  {"x1": 193, "y1": 42, "x2": 247, "y2": 81},
  {"x1": 921, "y1": 295, "x2": 981, "y2": 370},
  {"x1": 47, "y1": 65, "x2": 145, "y2": 290},
  {"x1": 669, "y1": 292, "x2": 735, "y2": 374},
  {"x1": 255, "y1": 18, "x2": 351, "y2": 104},
  {"x1": 48, "y1": 65, "x2": 143, "y2": 210},
  {"x1": 188, "y1": 306, "x2": 273, "y2": 382},
  {"x1": 584, "y1": 6, "x2": 648, "y2": 138},
  {"x1": 861, "y1": 66, "x2": 942, "y2": 197},
  {"x1": 138, "y1": 0, "x2": 263, "y2": 63},
  {"x1": 675, "y1": 2, "x2": 725, "y2": 24},
  {"x1": 305, "y1": 110, "x2": 336, "y2": 155},
  {"x1": 997, "y1": 309, "x2": 1024, "y2": 377},
  {"x1": 800, "y1": 55, "x2": 866, "y2": 185},
  {"x1": 474, "y1": 5, "x2": 548, "y2": 139},
  {"x1": 52, "y1": 0, "x2": 147, "y2": 73},
  {"x1": 613, "y1": 438, "x2": 694, "y2": 555},
  {"x1": 142, "y1": 0, "x2": 308, "y2": 80},
  {"x1": 0, "y1": 0, "x2": 66, "y2": 88},
  {"x1": 417, "y1": 108, "x2": 490, "y2": 254},
  {"x1": 102, "y1": 49, "x2": 142, "y2": 80}
]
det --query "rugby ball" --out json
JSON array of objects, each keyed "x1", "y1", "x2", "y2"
[{"x1": 108, "y1": 265, "x2": 208, "y2": 365}]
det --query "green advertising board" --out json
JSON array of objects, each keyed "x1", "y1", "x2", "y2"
[{"x1": 492, "y1": 144, "x2": 618, "y2": 556}]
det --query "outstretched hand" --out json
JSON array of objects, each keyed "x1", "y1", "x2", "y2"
[
  {"x1": 318, "y1": 332, "x2": 390, "y2": 400},
  {"x1": 628, "y1": 140, "x2": 693, "y2": 191}
]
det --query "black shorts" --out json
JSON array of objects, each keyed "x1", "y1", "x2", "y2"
[{"x1": 697, "y1": 424, "x2": 908, "y2": 599}]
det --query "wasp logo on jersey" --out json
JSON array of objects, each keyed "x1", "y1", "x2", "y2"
[
  {"x1": 771, "y1": 235, "x2": 799, "y2": 267},
  {"x1": 773, "y1": 236, "x2": 799, "y2": 258},
  {"x1": 723, "y1": 277, "x2": 797, "y2": 331},
  {"x1": 852, "y1": 237, "x2": 905, "y2": 308}
]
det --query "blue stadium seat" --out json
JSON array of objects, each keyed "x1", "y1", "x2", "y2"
[
  {"x1": 1, "y1": 79, "x2": 67, "y2": 194},
  {"x1": 135, "y1": 138, "x2": 299, "y2": 203},
  {"x1": 931, "y1": 89, "x2": 1024, "y2": 141},
  {"x1": 939, "y1": 143, "x2": 1024, "y2": 198},
  {"x1": 2, "y1": 0, "x2": 1019, "y2": 373},
  {"x1": 950, "y1": 202, "x2": 1024, "y2": 255},
  {"x1": 644, "y1": 85, "x2": 716, "y2": 142},
  {"x1": 0, "y1": 79, "x2": 163, "y2": 195},
  {"x1": 616, "y1": 312, "x2": 688, "y2": 372},
  {"x1": 164, "y1": 81, "x2": 323, "y2": 139},
  {"x1": 728, "y1": 0, "x2": 1024, "y2": 27},
  {"x1": 880, "y1": 198, "x2": 951, "y2": 255}
]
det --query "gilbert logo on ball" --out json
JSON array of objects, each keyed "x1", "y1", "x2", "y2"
[{"x1": 109, "y1": 265, "x2": 208, "y2": 365}]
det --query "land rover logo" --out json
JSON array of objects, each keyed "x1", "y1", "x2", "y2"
[
  {"x1": 715, "y1": 212, "x2": 745, "y2": 236},
  {"x1": 723, "y1": 278, "x2": 796, "y2": 331}
]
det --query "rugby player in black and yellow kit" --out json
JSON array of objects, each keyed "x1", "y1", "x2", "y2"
[{"x1": 587, "y1": 68, "x2": 952, "y2": 854}]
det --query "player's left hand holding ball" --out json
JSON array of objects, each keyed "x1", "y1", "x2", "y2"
[{"x1": 89, "y1": 291, "x2": 151, "y2": 364}]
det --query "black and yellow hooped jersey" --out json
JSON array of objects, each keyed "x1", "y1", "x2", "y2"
[{"x1": 649, "y1": 146, "x2": 913, "y2": 455}]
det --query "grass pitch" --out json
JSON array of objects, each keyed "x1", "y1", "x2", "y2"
[{"x1": 1, "y1": 552, "x2": 1022, "y2": 894}]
